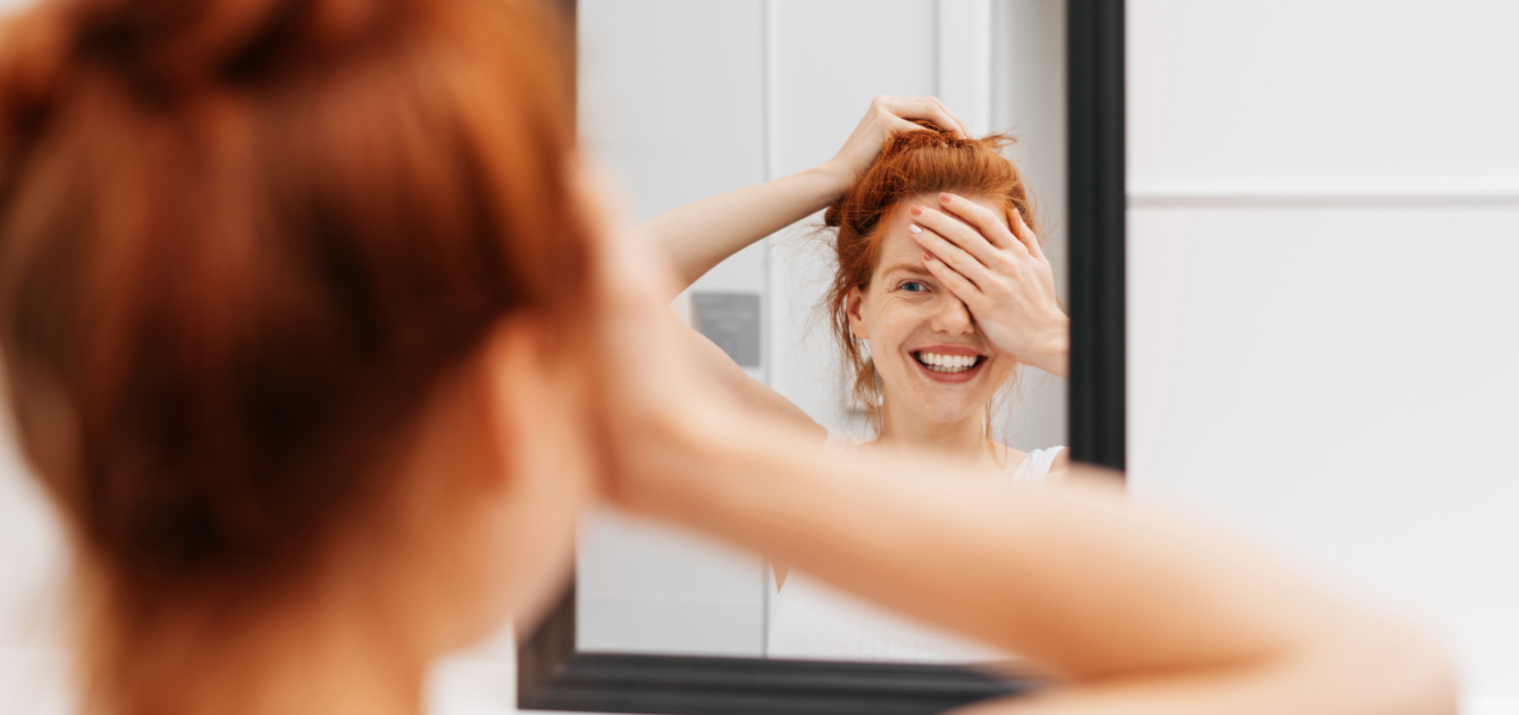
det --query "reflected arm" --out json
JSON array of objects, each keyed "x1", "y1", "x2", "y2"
[
  {"x1": 634, "y1": 96, "x2": 972, "y2": 299},
  {"x1": 632, "y1": 164, "x2": 850, "y2": 300},
  {"x1": 665, "y1": 308, "x2": 825, "y2": 442}
]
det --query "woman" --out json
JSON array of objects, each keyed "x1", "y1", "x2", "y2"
[
  {"x1": 639, "y1": 102, "x2": 1071, "y2": 660},
  {"x1": 639, "y1": 99, "x2": 1069, "y2": 478},
  {"x1": 0, "y1": 0, "x2": 596, "y2": 710},
  {"x1": 0, "y1": 1, "x2": 1451, "y2": 715}
]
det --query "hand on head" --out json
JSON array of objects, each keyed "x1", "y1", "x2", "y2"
[
  {"x1": 909, "y1": 193, "x2": 1070, "y2": 378},
  {"x1": 823, "y1": 96, "x2": 971, "y2": 192}
]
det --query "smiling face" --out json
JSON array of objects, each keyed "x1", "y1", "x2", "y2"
[{"x1": 845, "y1": 194, "x2": 1018, "y2": 428}]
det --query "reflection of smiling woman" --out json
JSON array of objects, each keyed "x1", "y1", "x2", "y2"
[
  {"x1": 822, "y1": 124, "x2": 1069, "y2": 474},
  {"x1": 642, "y1": 100, "x2": 1069, "y2": 473},
  {"x1": 640, "y1": 101, "x2": 1070, "y2": 661}
]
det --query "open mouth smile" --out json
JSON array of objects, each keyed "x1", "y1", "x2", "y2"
[{"x1": 911, "y1": 349, "x2": 988, "y2": 382}]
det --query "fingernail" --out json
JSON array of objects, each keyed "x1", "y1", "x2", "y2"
[
  {"x1": 939, "y1": 192, "x2": 952, "y2": 203},
  {"x1": 909, "y1": 205, "x2": 924, "y2": 216},
  {"x1": 908, "y1": 223, "x2": 922, "y2": 234},
  {"x1": 922, "y1": 252, "x2": 935, "y2": 262}
]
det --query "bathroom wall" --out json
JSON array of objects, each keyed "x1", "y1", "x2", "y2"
[{"x1": 1126, "y1": 1, "x2": 1519, "y2": 712}]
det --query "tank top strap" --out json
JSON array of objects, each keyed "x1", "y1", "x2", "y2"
[{"x1": 1011, "y1": 446, "x2": 1065, "y2": 485}]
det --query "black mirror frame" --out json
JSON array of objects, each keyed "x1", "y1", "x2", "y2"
[{"x1": 520, "y1": 1, "x2": 1125, "y2": 712}]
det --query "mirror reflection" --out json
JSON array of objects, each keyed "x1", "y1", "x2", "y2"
[{"x1": 577, "y1": 0, "x2": 1068, "y2": 664}]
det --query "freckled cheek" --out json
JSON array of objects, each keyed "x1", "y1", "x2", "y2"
[{"x1": 870, "y1": 302, "x2": 934, "y2": 342}]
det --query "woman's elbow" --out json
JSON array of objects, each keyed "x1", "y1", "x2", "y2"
[{"x1": 1304, "y1": 615, "x2": 1457, "y2": 715}]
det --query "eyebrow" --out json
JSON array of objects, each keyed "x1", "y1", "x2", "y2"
[{"x1": 879, "y1": 262, "x2": 933, "y2": 278}]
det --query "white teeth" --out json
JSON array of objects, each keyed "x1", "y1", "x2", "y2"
[{"x1": 914, "y1": 352, "x2": 980, "y2": 373}]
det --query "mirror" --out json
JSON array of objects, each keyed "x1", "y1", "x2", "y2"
[{"x1": 572, "y1": 0, "x2": 1071, "y2": 666}]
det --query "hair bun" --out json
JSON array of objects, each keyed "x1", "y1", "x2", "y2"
[{"x1": 57, "y1": 0, "x2": 398, "y2": 93}]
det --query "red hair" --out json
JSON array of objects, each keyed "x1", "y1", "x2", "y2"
[
  {"x1": 0, "y1": 0, "x2": 587, "y2": 710},
  {"x1": 824, "y1": 122, "x2": 1038, "y2": 431}
]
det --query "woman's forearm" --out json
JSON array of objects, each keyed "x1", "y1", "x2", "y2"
[
  {"x1": 668, "y1": 309, "x2": 826, "y2": 439},
  {"x1": 635, "y1": 96, "x2": 979, "y2": 297},
  {"x1": 649, "y1": 426, "x2": 1313, "y2": 676},
  {"x1": 630, "y1": 420, "x2": 1451, "y2": 712},
  {"x1": 632, "y1": 162, "x2": 852, "y2": 298}
]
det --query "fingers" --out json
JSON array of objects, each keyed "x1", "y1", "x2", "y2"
[
  {"x1": 908, "y1": 203, "x2": 1002, "y2": 268},
  {"x1": 1008, "y1": 206, "x2": 1045, "y2": 260},
  {"x1": 920, "y1": 250, "x2": 984, "y2": 306},
  {"x1": 883, "y1": 113, "x2": 929, "y2": 136},
  {"x1": 933, "y1": 193, "x2": 1022, "y2": 254},
  {"x1": 874, "y1": 95, "x2": 970, "y2": 138},
  {"x1": 908, "y1": 219, "x2": 998, "y2": 290}
]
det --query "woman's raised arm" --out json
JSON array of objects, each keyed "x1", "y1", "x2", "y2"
[
  {"x1": 594, "y1": 234, "x2": 1455, "y2": 715},
  {"x1": 610, "y1": 403, "x2": 1452, "y2": 715},
  {"x1": 636, "y1": 96, "x2": 969, "y2": 299}
]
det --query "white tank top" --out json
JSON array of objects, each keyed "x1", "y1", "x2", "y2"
[{"x1": 766, "y1": 437, "x2": 1065, "y2": 663}]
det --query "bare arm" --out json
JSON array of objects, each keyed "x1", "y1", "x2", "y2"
[
  {"x1": 637, "y1": 96, "x2": 970, "y2": 300},
  {"x1": 591, "y1": 165, "x2": 1453, "y2": 715},
  {"x1": 668, "y1": 307, "x2": 825, "y2": 440},
  {"x1": 634, "y1": 166, "x2": 850, "y2": 297},
  {"x1": 619, "y1": 418, "x2": 1453, "y2": 715},
  {"x1": 637, "y1": 96, "x2": 969, "y2": 430}
]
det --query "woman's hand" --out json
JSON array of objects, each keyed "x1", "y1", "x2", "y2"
[
  {"x1": 818, "y1": 96, "x2": 970, "y2": 195},
  {"x1": 908, "y1": 192, "x2": 1069, "y2": 378}
]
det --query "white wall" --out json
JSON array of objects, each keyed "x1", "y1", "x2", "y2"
[
  {"x1": 1128, "y1": 1, "x2": 1519, "y2": 711},
  {"x1": 0, "y1": 414, "x2": 72, "y2": 715},
  {"x1": 575, "y1": 0, "x2": 1068, "y2": 657},
  {"x1": 575, "y1": 0, "x2": 772, "y2": 657}
]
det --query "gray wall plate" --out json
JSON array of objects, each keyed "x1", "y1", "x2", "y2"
[{"x1": 692, "y1": 292, "x2": 762, "y2": 368}]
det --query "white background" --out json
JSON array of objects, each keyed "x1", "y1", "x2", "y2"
[
  {"x1": 2, "y1": 0, "x2": 1517, "y2": 713},
  {"x1": 1127, "y1": 1, "x2": 1519, "y2": 712}
]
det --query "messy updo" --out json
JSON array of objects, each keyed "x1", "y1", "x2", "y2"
[
  {"x1": 824, "y1": 121, "x2": 1039, "y2": 432},
  {"x1": 0, "y1": 0, "x2": 586, "y2": 710}
]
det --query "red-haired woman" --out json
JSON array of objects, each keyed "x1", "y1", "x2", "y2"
[
  {"x1": 639, "y1": 98, "x2": 1073, "y2": 660},
  {"x1": 0, "y1": 0, "x2": 1449, "y2": 713},
  {"x1": 641, "y1": 98, "x2": 1068, "y2": 474}
]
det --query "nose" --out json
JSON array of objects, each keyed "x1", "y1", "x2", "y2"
[{"x1": 930, "y1": 296, "x2": 976, "y2": 336}]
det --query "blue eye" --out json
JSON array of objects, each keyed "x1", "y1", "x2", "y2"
[{"x1": 901, "y1": 281, "x2": 926, "y2": 293}]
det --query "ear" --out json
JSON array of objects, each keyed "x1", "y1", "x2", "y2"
[
  {"x1": 465, "y1": 315, "x2": 593, "y2": 634},
  {"x1": 479, "y1": 315, "x2": 598, "y2": 498},
  {"x1": 478, "y1": 316, "x2": 543, "y2": 492},
  {"x1": 845, "y1": 286, "x2": 869, "y2": 340}
]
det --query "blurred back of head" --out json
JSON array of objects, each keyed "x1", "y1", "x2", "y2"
[{"x1": 0, "y1": 0, "x2": 589, "y2": 709}]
